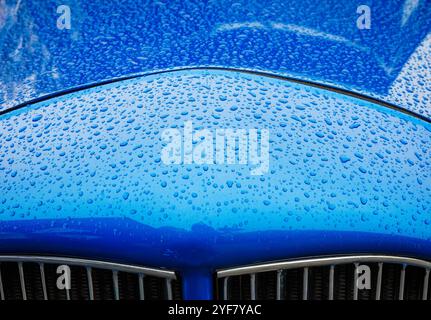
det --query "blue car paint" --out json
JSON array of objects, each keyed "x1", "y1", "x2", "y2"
[
  {"x1": 1, "y1": 0, "x2": 431, "y2": 299},
  {"x1": 0, "y1": 0, "x2": 431, "y2": 118},
  {"x1": 0, "y1": 69, "x2": 430, "y2": 299}
]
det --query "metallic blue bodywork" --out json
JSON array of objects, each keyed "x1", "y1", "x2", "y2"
[
  {"x1": 0, "y1": 1, "x2": 430, "y2": 299},
  {"x1": 1, "y1": 0, "x2": 431, "y2": 119}
]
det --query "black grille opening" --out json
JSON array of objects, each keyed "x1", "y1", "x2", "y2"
[
  {"x1": 118, "y1": 271, "x2": 139, "y2": 300},
  {"x1": 143, "y1": 275, "x2": 165, "y2": 300},
  {"x1": 381, "y1": 263, "x2": 402, "y2": 300},
  {"x1": 92, "y1": 268, "x2": 115, "y2": 300},
  {"x1": 308, "y1": 266, "x2": 330, "y2": 300},
  {"x1": 283, "y1": 268, "x2": 303, "y2": 300},
  {"x1": 1, "y1": 262, "x2": 22, "y2": 300},
  {"x1": 0, "y1": 259, "x2": 181, "y2": 300},
  {"x1": 333, "y1": 264, "x2": 355, "y2": 300},
  {"x1": 404, "y1": 266, "x2": 425, "y2": 300},
  {"x1": 223, "y1": 275, "x2": 251, "y2": 300},
  {"x1": 22, "y1": 262, "x2": 45, "y2": 300},
  {"x1": 218, "y1": 257, "x2": 431, "y2": 300},
  {"x1": 256, "y1": 271, "x2": 277, "y2": 300},
  {"x1": 171, "y1": 279, "x2": 182, "y2": 300},
  {"x1": 70, "y1": 266, "x2": 90, "y2": 300}
]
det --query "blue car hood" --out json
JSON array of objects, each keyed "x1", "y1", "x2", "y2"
[
  {"x1": 0, "y1": 69, "x2": 430, "y2": 270},
  {"x1": 0, "y1": 0, "x2": 431, "y2": 119}
]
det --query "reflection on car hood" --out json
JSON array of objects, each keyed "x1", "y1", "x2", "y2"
[{"x1": 0, "y1": 0, "x2": 430, "y2": 119}]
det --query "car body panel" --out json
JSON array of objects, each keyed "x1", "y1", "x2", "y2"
[
  {"x1": 1, "y1": 71, "x2": 430, "y2": 289},
  {"x1": 1, "y1": 1, "x2": 431, "y2": 300},
  {"x1": 0, "y1": 0, "x2": 430, "y2": 119}
]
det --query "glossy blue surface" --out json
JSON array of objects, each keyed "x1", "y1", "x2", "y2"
[
  {"x1": 1, "y1": 1, "x2": 431, "y2": 300},
  {"x1": 0, "y1": 70, "x2": 430, "y2": 299},
  {"x1": 0, "y1": 0, "x2": 430, "y2": 118}
]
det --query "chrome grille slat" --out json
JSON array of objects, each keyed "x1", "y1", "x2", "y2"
[
  {"x1": 0, "y1": 264, "x2": 4, "y2": 300},
  {"x1": 138, "y1": 274, "x2": 145, "y2": 300},
  {"x1": 18, "y1": 262, "x2": 26, "y2": 300},
  {"x1": 39, "y1": 263, "x2": 48, "y2": 300},
  {"x1": 250, "y1": 273, "x2": 256, "y2": 300},
  {"x1": 423, "y1": 269, "x2": 429, "y2": 300},
  {"x1": 0, "y1": 256, "x2": 179, "y2": 300},
  {"x1": 376, "y1": 262, "x2": 383, "y2": 300},
  {"x1": 217, "y1": 255, "x2": 431, "y2": 300},
  {"x1": 112, "y1": 270, "x2": 119, "y2": 300},
  {"x1": 328, "y1": 265, "x2": 334, "y2": 300},
  {"x1": 86, "y1": 267, "x2": 94, "y2": 300},
  {"x1": 302, "y1": 267, "x2": 308, "y2": 300},
  {"x1": 0, "y1": 256, "x2": 176, "y2": 279},
  {"x1": 399, "y1": 265, "x2": 406, "y2": 300},
  {"x1": 217, "y1": 255, "x2": 431, "y2": 277},
  {"x1": 165, "y1": 278, "x2": 173, "y2": 300},
  {"x1": 223, "y1": 277, "x2": 229, "y2": 300},
  {"x1": 276, "y1": 270, "x2": 284, "y2": 300},
  {"x1": 353, "y1": 263, "x2": 359, "y2": 300}
]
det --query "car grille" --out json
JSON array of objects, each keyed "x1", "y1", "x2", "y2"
[
  {"x1": 216, "y1": 255, "x2": 431, "y2": 300},
  {"x1": 0, "y1": 256, "x2": 181, "y2": 300}
]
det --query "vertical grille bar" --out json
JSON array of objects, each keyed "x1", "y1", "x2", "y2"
[
  {"x1": 0, "y1": 264, "x2": 4, "y2": 300},
  {"x1": 328, "y1": 265, "x2": 334, "y2": 300},
  {"x1": 18, "y1": 262, "x2": 27, "y2": 300},
  {"x1": 302, "y1": 267, "x2": 308, "y2": 300},
  {"x1": 276, "y1": 270, "x2": 284, "y2": 300},
  {"x1": 353, "y1": 263, "x2": 359, "y2": 300},
  {"x1": 250, "y1": 273, "x2": 256, "y2": 300},
  {"x1": 399, "y1": 265, "x2": 406, "y2": 300},
  {"x1": 165, "y1": 279, "x2": 173, "y2": 300},
  {"x1": 376, "y1": 262, "x2": 383, "y2": 300},
  {"x1": 139, "y1": 274, "x2": 145, "y2": 300},
  {"x1": 39, "y1": 263, "x2": 48, "y2": 300},
  {"x1": 112, "y1": 270, "x2": 119, "y2": 300},
  {"x1": 423, "y1": 269, "x2": 430, "y2": 300},
  {"x1": 223, "y1": 277, "x2": 229, "y2": 300},
  {"x1": 86, "y1": 267, "x2": 94, "y2": 300}
]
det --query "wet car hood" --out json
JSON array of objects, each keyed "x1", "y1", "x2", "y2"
[
  {"x1": 0, "y1": 0, "x2": 430, "y2": 119},
  {"x1": 0, "y1": 70, "x2": 430, "y2": 269}
]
